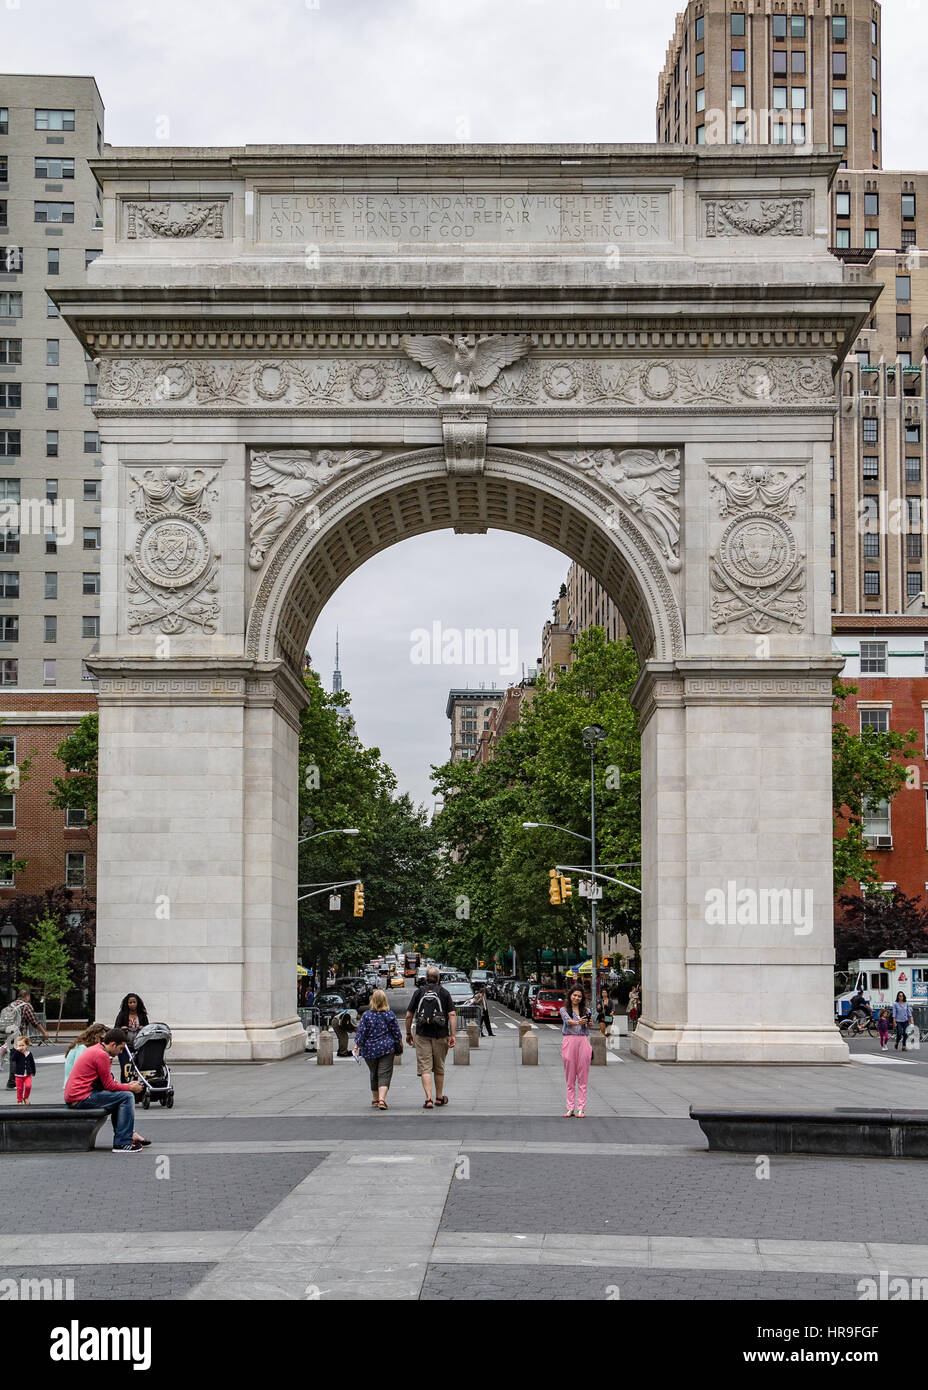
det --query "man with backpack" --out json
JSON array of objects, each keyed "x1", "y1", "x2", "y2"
[
  {"x1": 405, "y1": 967, "x2": 456, "y2": 1109},
  {"x1": 3, "y1": 991, "x2": 50, "y2": 1089}
]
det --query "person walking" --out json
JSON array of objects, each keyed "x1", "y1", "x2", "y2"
[
  {"x1": 627, "y1": 984, "x2": 640, "y2": 1030},
  {"x1": 560, "y1": 984, "x2": 593, "y2": 1118},
  {"x1": 893, "y1": 992, "x2": 914, "y2": 1051},
  {"x1": 596, "y1": 986, "x2": 614, "y2": 1039},
  {"x1": 63, "y1": 1028, "x2": 145, "y2": 1152},
  {"x1": 3, "y1": 991, "x2": 50, "y2": 1090},
  {"x1": 353, "y1": 989, "x2": 403, "y2": 1110},
  {"x1": 877, "y1": 1008, "x2": 891, "y2": 1051},
  {"x1": 405, "y1": 966, "x2": 456, "y2": 1109},
  {"x1": 11, "y1": 1036, "x2": 36, "y2": 1104},
  {"x1": 470, "y1": 985, "x2": 493, "y2": 1038},
  {"x1": 114, "y1": 993, "x2": 149, "y2": 1082}
]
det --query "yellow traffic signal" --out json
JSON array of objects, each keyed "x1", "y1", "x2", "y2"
[
  {"x1": 353, "y1": 882, "x2": 365, "y2": 917},
  {"x1": 548, "y1": 868, "x2": 562, "y2": 906},
  {"x1": 559, "y1": 875, "x2": 573, "y2": 902}
]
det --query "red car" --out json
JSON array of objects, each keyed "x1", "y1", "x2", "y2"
[{"x1": 532, "y1": 990, "x2": 566, "y2": 1022}]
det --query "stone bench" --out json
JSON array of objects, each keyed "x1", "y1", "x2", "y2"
[
  {"x1": 0, "y1": 1106, "x2": 109, "y2": 1154},
  {"x1": 690, "y1": 1106, "x2": 928, "y2": 1160}
]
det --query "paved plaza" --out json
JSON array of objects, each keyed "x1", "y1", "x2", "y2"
[{"x1": 5, "y1": 991, "x2": 928, "y2": 1302}]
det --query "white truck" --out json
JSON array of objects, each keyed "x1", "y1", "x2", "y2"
[{"x1": 836, "y1": 950, "x2": 928, "y2": 1023}]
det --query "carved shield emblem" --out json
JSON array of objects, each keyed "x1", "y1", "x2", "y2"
[
  {"x1": 155, "y1": 524, "x2": 192, "y2": 573},
  {"x1": 741, "y1": 525, "x2": 776, "y2": 573}
]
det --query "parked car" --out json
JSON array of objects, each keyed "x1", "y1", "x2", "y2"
[
  {"x1": 532, "y1": 989, "x2": 566, "y2": 1022},
  {"x1": 442, "y1": 980, "x2": 476, "y2": 1011},
  {"x1": 522, "y1": 983, "x2": 551, "y2": 1018},
  {"x1": 469, "y1": 969, "x2": 489, "y2": 989},
  {"x1": 509, "y1": 981, "x2": 530, "y2": 1012},
  {"x1": 492, "y1": 977, "x2": 514, "y2": 1003}
]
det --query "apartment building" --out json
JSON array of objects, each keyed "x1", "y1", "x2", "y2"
[
  {"x1": 445, "y1": 687, "x2": 504, "y2": 763},
  {"x1": 832, "y1": 615, "x2": 928, "y2": 901},
  {"x1": 474, "y1": 677, "x2": 537, "y2": 764},
  {"x1": 0, "y1": 75, "x2": 103, "y2": 908},
  {"x1": 657, "y1": 0, "x2": 882, "y2": 167}
]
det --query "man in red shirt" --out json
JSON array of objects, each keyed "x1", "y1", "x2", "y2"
[{"x1": 64, "y1": 1028, "x2": 144, "y2": 1153}]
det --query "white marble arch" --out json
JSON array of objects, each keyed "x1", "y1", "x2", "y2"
[{"x1": 57, "y1": 141, "x2": 878, "y2": 1063}]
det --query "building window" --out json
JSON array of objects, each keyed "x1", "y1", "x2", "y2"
[
  {"x1": 897, "y1": 276, "x2": 912, "y2": 303},
  {"x1": 45, "y1": 528, "x2": 57, "y2": 555},
  {"x1": 695, "y1": 16, "x2": 704, "y2": 40},
  {"x1": 864, "y1": 193, "x2": 879, "y2": 217},
  {"x1": 732, "y1": 122, "x2": 746, "y2": 144},
  {"x1": 872, "y1": 57, "x2": 878, "y2": 81},
  {"x1": 862, "y1": 456, "x2": 879, "y2": 482},
  {"x1": 863, "y1": 533, "x2": 880, "y2": 559},
  {"x1": 34, "y1": 156, "x2": 74, "y2": 180},
  {"x1": 82, "y1": 615, "x2": 99, "y2": 639},
  {"x1": 34, "y1": 203, "x2": 74, "y2": 224},
  {"x1": 695, "y1": 51, "x2": 704, "y2": 77},
  {"x1": 42, "y1": 613, "x2": 57, "y2": 643},
  {"x1": 0, "y1": 203, "x2": 6, "y2": 233},
  {"x1": 832, "y1": 88, "x2": 847, "y2": 112},
  {"x1": 0, "y1": 852, "x2": 14, "y2": 886},
  {"x1": 831, "y1": 570, "x2": 836, "y2": 596},
  {"x1": 0, "y1": 339, "x2": 21, "y2": 365},
  {"x1": 872, "y1": 92, "x2": 878, "y2": 116},
  {"x1": 730, "y1": 13, "x2": 745, "y2": 36},
  {"x1": 0, "y1": 292, "x2": 23, "y2": 318},
  {"x1": 65, "y1": 852, "x2": 86, "y2": 887},
  {"x1": 862, "y1": 418, "x2": 879, "y2": 444},
  {"x1": 902, "y1": 229, "x2": 917, "y2": 248},
  {"x1": 791, "y1": 86, "x2": 806, "y2": 109},
  {"x1": 0, "y1": 659, "x2": 16, "y2": 685},
  {"x1": 730, "y1": 85, "x2": 745, "y2": 108},
  {"x1": 898, "y1": 315, "x2": 912, "y2": 339},
  {"x1": 0, "y1": 109, "x2": 7, "y2": 136},
  {"x1": 0, "y1": 384, "x2": 20, "y2": 409},
  {"x1": 696, "y1": 126, "x2": 706, "y2": 145},
  {"x1": 82, "y1": 572, "x2": 100, "y2": 595},
  {"x1": 0, "y1": 529, "x2": 19, "y2": 555},
  {"x1": 832, "y1": 15, "x2": 847, "y2": 41},
  {"x1": 0, "y1": 793, "x2": 13, "y2": 830},
  {"x1": 906, "y1": 458, "x2": 921, "y2": 483},
  {"x1": 872, "y1": 19, "x2": 878, "y2": 45},
  {"x1": 83, "y1": 431, "x2": 99, "y2": 453},
  {"x1": 906, "y1": 423, "x2": 921, "y2": 445},
  {"x1": 772, "y1": 85, "x2": 787, "y2": 110},
  {"x1": 861, "y1": 701, "x2": 890, "y2": 732},
  {"x1": 46, "y1": 383, "x2": 58, "y2": 411},
  {"x1": 0, "y1": 572, "x2": 17, "y2": 599},
  {"x1": 0, "y1": 431, "x2": 20, "y2": 456},
  {"x1": 731, "y1": 50, "x2": 746, "y2": 73},
  {"x1": 872, "y1": 129, "x2": 879, "y2": 154},
  {"x1": 45, "y1": 572, "x2": 57, "y2": 599},
  {"x1": 833, "y1": 51, "x2": 847, "y2": 77},
  {"x1": 45, "y1": 430, "x2": 60, "y2": 458},
  {"x1": 790, "y1": 14, "x2": 805, "y2": 38},
  {"x1": 82, "y1": 528, "x2": 100, "y2": 551},
  {"x1": 863, "y1": 800, "x2": 890, "y2": 838},
  {"x1": 43, "y1": 659, "x2": 56, "y2": 686},
  {"x1": 84, "y1": 249, "x2": 100, "y2": 269},
  {"x1": 83, "y1": 479, "x2": 101, "y2": 503},
  {"x1": 83, "y1": 383, "x2": 97, "y2": 407},
  {"x1": 864, "y1": 228, "x2": 878, "y2": 250},
  {"x1": 902, "y1": 194, "x2": 917, "y2": 221},
  {"x1": 773, "y1": 50, "x2": 787, "y2": 75},
  {"x1": 791, "y1": 50, "x2": 805, "y2": 74},
  {"x1": 35, "y1": 109, "x2": 75, "y2": 131},
  {"x1": 834, "y1": 228, "x2": 850, "y2": 248},
  {"x1": 46, "y1": 339, "x2": 60, "y2": 367},
  {"x1": 833, "y1": 124, "x2": 848, "y2": 149},
  {"x1": 864, "y1": 572, "x2": 881, "y2": 597}
]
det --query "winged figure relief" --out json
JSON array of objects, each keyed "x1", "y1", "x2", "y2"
[
  {"x1": 400, "y1": 334, "x2": 533, "y2": 397},
  {"x1": 248, "y1": 449, "x2": 380, "y2": 569},
  {"x1": 554, "y1": 447, "x2": 682, "y2": 572}
]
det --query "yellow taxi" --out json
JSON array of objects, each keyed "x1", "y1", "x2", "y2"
[{"x1": 390, "y1": 972, "x2": 405, "y2": 988}]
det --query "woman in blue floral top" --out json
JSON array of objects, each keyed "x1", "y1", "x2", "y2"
[{"x1": 353, "y1": 989, "x2": 404, "y2": 1109}]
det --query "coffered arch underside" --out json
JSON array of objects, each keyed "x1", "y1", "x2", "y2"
[{"x1": 245, "y1": 447, "x2": 684, "y2": 672}]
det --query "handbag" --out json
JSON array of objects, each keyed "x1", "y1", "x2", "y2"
[{"x1": 393, "y1": 1038, "x2": 404, "y2": 1056}]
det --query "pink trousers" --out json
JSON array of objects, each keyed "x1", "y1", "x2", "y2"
[{"x1": 562, "y1": 1033, "x2": 592, "y2": 1111}]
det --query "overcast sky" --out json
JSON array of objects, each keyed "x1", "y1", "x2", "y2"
[{"x1": 6, "y1": 0, "x2": 927, "y2": 808}]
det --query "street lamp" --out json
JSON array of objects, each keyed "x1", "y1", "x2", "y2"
[
  {"x1": 298, "y1": 827, "x2": 359, "y2": 846},
  {"x1": 0, "y1": 918, "x2": 17, "y2": 1002},
  {"x1": 521, "y1": 822, "x2": 592, "y2": 842},
  {"x1": 582, "y1": 725, "x2": 607, "y2": 1013}
]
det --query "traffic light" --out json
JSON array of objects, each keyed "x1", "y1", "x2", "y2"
[
  {"x1": 548, "y1": 868, "x2": 562, "y2": 906},
  {"x1": 559, "y1": 875, "x2": 573, "y2": 902},
  {"x1": 353, "y1": 882, "x2": 365, "y2": 917}
]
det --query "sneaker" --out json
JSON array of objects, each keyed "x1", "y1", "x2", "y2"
[{"x1": 112, "y1": 1143, "x2": 143, "y2": 1153}]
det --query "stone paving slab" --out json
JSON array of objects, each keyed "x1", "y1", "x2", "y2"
[
  {"x1": 0, "y1": 1263, "x2": 217, "y2": 1300},
  {"x1": 419, "y1": 1264, "x2": 857, "y2": 1301},
  {"x1": 0, "y1": 1232, "x2": 241, "y2": 1263},
  {"x1": 437, "y1": 1151, "x2": 928, "y2": 1244}
]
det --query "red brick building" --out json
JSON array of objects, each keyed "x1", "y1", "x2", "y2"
[{"x1": 833, "y1": 614, "x2": 928, "y2": 901}]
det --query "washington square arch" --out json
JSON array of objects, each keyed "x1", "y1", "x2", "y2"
[{"x1": 55, "y1": 142, "x2": 876, "y2": 1065}]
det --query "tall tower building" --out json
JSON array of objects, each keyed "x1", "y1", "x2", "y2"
[
  {"x1": 0, "y1": 75, "x2": 104, "y2": 913},
  {"x1": 657, "y1": 0, "x2": 882, "y2": 169},
  {"x1": 331, "y1": 628, "x2": 342, "y2": 694}
]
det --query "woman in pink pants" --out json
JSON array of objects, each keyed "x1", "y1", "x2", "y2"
[{"x1": 560, "y1": 985, "x2": 593, "y2": 1117}]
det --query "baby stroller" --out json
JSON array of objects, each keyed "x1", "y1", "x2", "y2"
[{"x1": 126, "y1": 1021, "x2": 174, "y2": 1109}]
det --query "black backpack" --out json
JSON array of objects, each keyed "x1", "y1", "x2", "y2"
[{"x1": 415, "y1": 988, "x2": 446, "y2": 1035}]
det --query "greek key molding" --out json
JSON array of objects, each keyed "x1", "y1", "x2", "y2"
[{"x1": 95, "y1": 353, "x2": 836, "y2": 412}]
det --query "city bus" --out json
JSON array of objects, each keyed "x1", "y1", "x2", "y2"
[{"x1": 404, "y1": 951, "x2": 420, "y2": 978}]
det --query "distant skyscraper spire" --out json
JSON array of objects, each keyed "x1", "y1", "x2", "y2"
[{"x1": 332, "y1": 629, "x2": 342, "y2": 694}]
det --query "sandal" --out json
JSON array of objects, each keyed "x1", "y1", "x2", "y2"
[
  {"x1": 435, "y1": 1096, "x2": 449, "y2": 1106},
  {"x1": 378, "y1": 1101, "x2": 388, "y2": 1110},
  {"x1": 563, "y1": 1110, "x2": 574, "y2": 1118},
  {"x1": 423, "y1": 1099, "x2": 433, "y2": 1108}
]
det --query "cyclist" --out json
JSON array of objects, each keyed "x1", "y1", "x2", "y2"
[{"x1": 848, "y1": 987, "x2": 872, "y2": 1027}]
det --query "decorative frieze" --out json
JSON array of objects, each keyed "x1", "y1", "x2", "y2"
[
  {"x1": 124, "y1": 200, "x2": 226, "y2": 239},
  {"x1": 95, "y1": 353, "x2": 836, "y2": 411},
  {"x1": 704, "y1": 198, "x2": 807, "y2": 238}
]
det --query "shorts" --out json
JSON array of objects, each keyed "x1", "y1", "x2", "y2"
[{"x1": 414, "y1": 1033, "x2": 449, "y2": 1077}]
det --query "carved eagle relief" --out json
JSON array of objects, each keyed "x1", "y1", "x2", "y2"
[{"x1": 400, "y1": 333, "x2": 532, "y2": 395}]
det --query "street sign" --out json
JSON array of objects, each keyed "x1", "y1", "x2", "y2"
[{"x1": 329, "y1": 894, "x2": 341, "y2": 911}]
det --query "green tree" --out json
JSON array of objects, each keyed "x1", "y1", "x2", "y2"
[
  {"x1": 832, "y1": 678, "x2": 917, "y2": 893},
  {"x1": 49, "y1": 713, "x2": 98, "y2": 824},
  {"x1": 834, "y1": 888, "x2": 928, "y2": 969},
  {"x1": 18, "y1": 910, "x2": 74, "y2": 1038}
]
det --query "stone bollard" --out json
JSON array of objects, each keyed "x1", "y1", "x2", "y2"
[
  {"x1": 521, "y1": 1032, "x2": 538, "y2": 1065},
  {"x1": 518, "y1": 1020, "x2": 532, "y2": 1043},
  {"x1": 466, "y1": 1022, "x2": 479, "y2": 1049},
  {"x1": 317, "y1": 1030, "x2": 334, "y2": 1065},
  {"x1": 590, "y1": 1033, "x2": 607, "y2": 1067},
  {"x1": 453, "y1": 1035, "x2": 470, "y2": 1065}
]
